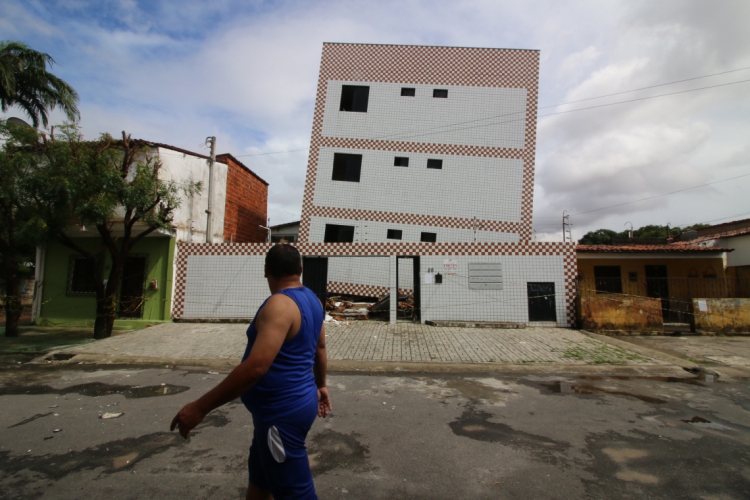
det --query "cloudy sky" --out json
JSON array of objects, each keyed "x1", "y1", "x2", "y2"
[{"x1": 2, "y1": 0, "x2": 749, "y2": 241}]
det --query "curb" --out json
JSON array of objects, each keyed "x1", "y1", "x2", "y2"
[{"x1": 33, "y1": 352, "x2": 693, "y2": 378}]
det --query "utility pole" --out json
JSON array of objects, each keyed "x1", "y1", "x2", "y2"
[
  {"x1": 205, "y1": 136, "x2": 216, "y2": 243},
  {"x1": 625, "y1": 221, "x2": 634, "y2": 240},
  {"x1": 562, "y1": 211, "x2": 573, "y2": 243}
]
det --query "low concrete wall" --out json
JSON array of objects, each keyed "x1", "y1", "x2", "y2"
[
  {"x1": 693, "y1": 298, "x2": 750, "y2": 334},
  {"x1": 576, "y1": 295, "x2": 663, "y2": 332}
]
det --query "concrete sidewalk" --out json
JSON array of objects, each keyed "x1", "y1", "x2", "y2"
[{"x1": 53, "y1": 322, "x2": 670, "y2": 371}]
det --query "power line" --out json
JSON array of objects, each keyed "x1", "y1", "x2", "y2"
[
  {"x1": 235, "y1": 147, "x2": 309, "y2": 158},
  {"x1": 220, "y1": 66, "x2": 750, "y2": 158},
  {"x1": 397, "y1": 77, "x2": 750, "y2": 142},
  {"x1": 531, "y1": 172, "x2": 750, "y2": 234},
  {"x1": 571, "y1": 172, "x2": 750, "y2": 216},
  {"x1": 539, "y1": 65, "x2": 750, "y2": 109},
  {"x1": 672, "y1": 210, "x2": 750, "y2": 229}
]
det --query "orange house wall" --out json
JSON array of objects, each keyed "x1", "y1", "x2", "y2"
[{"x1": 222, "y1": 158, "x2": 268, "y2": 243}]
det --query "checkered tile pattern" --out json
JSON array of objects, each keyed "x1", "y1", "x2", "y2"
[
  {"x1": 299, "y1": 43, "x2": 539, "y2": 243},
  {"x1": 308, "y1": 206, "x2": 519, "y2": 233},
  {"x1": 327, "y1": 281, "x2": 411, "y2": 298},
  {"x1": 172, "y1": 241, "x2": 576, "y2": 326}
]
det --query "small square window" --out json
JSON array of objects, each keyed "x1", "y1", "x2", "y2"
[
  {"x1": 324, "y1": 224, "x2": 355, "y2": 243},
  {"x1": 394, "y1": 157, "x2": 409, "y2": 167},
  {"x1": 427, "y1": 159, "x2": 442, "y2": 169},
  {"x1": 433, "y1": 89, "x2": 448, "y2": 98},
  {"x1": 420, "y1": 232, "x2": 437, "y2": 242},
  {"x1": 68, "y1": 257, "x2": 97, "y2": 294},
  {"x1": 401, "y1": 88, "x2": 415, "y2": 97},
  {"x1": 332, "y1": 153, "x2": 362, "y2": 182},
  {"x1": 339, "y1": 85, "x2": 369, "y2": 112},
  {"x1": 628, "y1": 272, "x2": 638, "y2": 282},
  {"x1": 387, "y1": 229, "x2": 402, "y2": 240}
]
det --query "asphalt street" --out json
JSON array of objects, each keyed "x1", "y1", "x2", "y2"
[{"x1": 1, "y1": 357, "x2": 749, "y2": 499}]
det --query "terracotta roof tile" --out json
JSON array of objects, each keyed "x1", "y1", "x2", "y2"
[
  {"x1": 672, "y1": 227, "x2": 750, "y2": 245},
  {"x1": 576, "y1": 244, "x2": 732, "y2": 253}
]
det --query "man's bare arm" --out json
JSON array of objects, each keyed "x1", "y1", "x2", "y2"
[
  {"x1": 314, "y1": 323, "x2": 332, "y2": 417},
  {"x1": 170, "y1": 295, "x2": 295, "y2": 438}
]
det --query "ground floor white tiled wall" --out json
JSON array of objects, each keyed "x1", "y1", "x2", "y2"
[
  {"x1": 178, "y1": 249, "x2": 570, "y2": 326},
  {"x1": 418, "y1": 255, "x2": 567, "y2": 325},
  {"x1": 183, "y1": 255, "x2": 268, "y2": 319}
]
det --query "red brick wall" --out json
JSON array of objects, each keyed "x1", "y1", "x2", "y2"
[{"x1": 221, "y1": 156, "x2": 268, "y2": 243}]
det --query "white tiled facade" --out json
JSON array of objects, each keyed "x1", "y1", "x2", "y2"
[
  {"x1": 321, "y1": 81, "x2": 527, "y2": 149},
  {"x1": 290, "y1": 43, "x2": 574, "y2": 325},
  {"x1": 313, "y1": 148, "x2": 524, "y2": 222}
]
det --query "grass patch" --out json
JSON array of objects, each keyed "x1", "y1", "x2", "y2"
[{"x1": 561, "y1": 339, "x2": 649, "y2": 365}]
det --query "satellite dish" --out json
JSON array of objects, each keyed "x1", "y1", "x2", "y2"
[{"x1": 7, "y1": 117, "x2": 32, "y2": 128}]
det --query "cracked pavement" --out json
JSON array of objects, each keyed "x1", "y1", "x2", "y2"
[{"x1": 1, "y1": 357, "x2": 749, "y2": 499}]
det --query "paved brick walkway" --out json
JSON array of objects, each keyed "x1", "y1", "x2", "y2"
[{"x1": 61, "y1": 322, "x2": 659, "y2": 365}]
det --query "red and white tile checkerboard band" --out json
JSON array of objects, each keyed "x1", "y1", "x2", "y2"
[
  {"x1": 327, "y1": 282, "x2": 410, "y2": 298},
  {"x1": 172, "y1": 241, "x2": 576, "y2": 326},
  {"x1": 308, "y1": 206, "x2": 520, "y2": 234},
  {"x1": 299, "y1": 43, "x2": 539, "y2": 243}
]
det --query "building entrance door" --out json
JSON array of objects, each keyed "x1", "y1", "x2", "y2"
[
  {"x1": 645, "y1": 265, "x2": 671, "y2": 321},
  {"x1": 302, "y1": 257, "x2": 329, "y2": 306},
  {"x1": 396, "y1": 256, "x2": 421, "y2": 322},
  {"x1": 527, "y1": 282, "x2": 556, "y2": 322},
  {"x1": 120, "y1": 257, "x2": 147, "y2": 318}
]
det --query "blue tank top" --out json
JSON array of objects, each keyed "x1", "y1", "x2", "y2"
[{"x1": 240, "y1": 286, "x2": 324, "y2": 422}]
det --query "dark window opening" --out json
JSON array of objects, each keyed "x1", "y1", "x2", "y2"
[
  {"x1": 628, "y1": 272, "x2": 638, "y2": 282},
  {"x1": 69, "y1": 257, "x2": 97, "y2": 294},
  {"x1": 433, "y1": 89, "x2": 448, "y2": 98},
  {"x1": 324, "y1": 224, "x2": 355, "y2": 243},
  {"x1": 387, "y1": 229, "x2": 403, "y2": 240},
  {"x1": 394, "y1": 157, "x2": 409, "y2": 167},
  {"x1": 401, "y1": 88, "x2": 415, "y2": 97},
  {"x1": 340, "y1": 85, "x2": 369, "y2": 112},
  {"x1": 420, "y1": 232, "x2": 437, "y2": 243},
  {"x1": 331, "y1": 153, "x2": 362, "y2": 182},
  {"x1": 427, "y1": 159, "x2": 443, "y2": 169},
  {"x1": 594, "y1": 266, "x2": 623, "y2": 294}
]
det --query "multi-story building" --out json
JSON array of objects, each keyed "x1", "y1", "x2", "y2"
[{"x1": 298, "y1": 43, "x2": 575, "y2": 321}]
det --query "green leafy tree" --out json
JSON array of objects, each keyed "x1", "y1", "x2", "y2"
[
  {"x1": 40, "y1": 126, "x2": 200, "y2": 338},
  {"x1": 577, "y1": 229, "x2": 621, "y2": 245},
  {"x1": 0, "y1": 40, "x2": 79, "y2": 128},
  {"x1": 632, "y1": 224, "x2": 669, "y2": 238},
  {"x1": 0, "y1": 120, "x2": 52, "y2": 336}
]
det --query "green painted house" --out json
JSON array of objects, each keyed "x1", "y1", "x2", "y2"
[{"x1": 32, "y1": 144, "x2": 268, "y2": 328}]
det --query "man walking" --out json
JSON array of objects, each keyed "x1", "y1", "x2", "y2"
[{"x1": 171, "y1": 244, "x2": 331, "y2": 499}]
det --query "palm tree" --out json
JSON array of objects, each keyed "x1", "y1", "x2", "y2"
[{"x1": 0, "y1": 41, "x2": 79, "y2": 128}]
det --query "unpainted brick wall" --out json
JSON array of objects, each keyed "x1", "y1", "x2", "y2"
[{"x1": 221, "y1": 157, "x2": 268, "y2": 243}]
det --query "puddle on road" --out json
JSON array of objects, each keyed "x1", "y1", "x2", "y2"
[
  {"x1": 449, "y1": 405, "x2": 569, "y2": 464},
  {"x1": 0, "y1": 432, "x2": 183, "y2": 483},
  {"x1": 0, "y1": 382, "x2": 189, "y2": 399},
  {"x1": 681, "y1": 416, "x2": 734, "y2": 431},
  {"x1": 543, "y1": 381, "x2": 666, "y2": 404},
  {"x1": 307, "y1": 429, "x2": 370, "y2": 474}
]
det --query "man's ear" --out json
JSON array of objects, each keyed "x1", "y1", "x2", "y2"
[{"x1": 298, "y1": 265, "x2": 303, "y2": 276}]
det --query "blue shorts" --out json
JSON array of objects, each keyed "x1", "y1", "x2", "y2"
[{"x1": 248, "y1": 395, "x2": 319, "y2": 500}]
